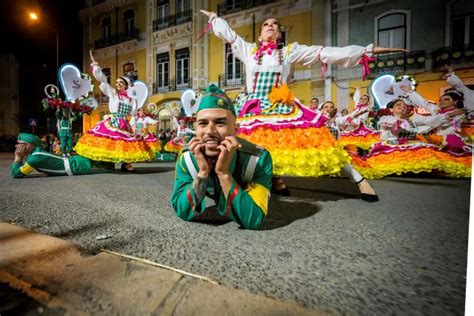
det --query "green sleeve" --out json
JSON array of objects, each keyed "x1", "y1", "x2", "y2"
[
  {"x1": 223, "y1": 150, "x2": 273, "y2": 229},
  {"x1": 55, "y1": 109, "x2": 62, "y2": 120},
  {"x1": 11, "y1": 162, "x2": 25, "y2": 178},
  {"x1": 170, "y1": 154, "x2": 204, "y2": 221}
]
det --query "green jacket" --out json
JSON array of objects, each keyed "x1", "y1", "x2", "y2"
[
  {"x1": 11, "y1": 148, "x2": 95, "y2": 178},
  {"x1": 171, "y1": 137, "x2": 273, "y2": 229}
]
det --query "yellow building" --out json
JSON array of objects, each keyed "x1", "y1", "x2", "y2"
[
  {"x1": 80, "y1": 0, "x2": 328, "y2": 132},
  {"x1": 79, "y1": 0, "x2": 148, "y2": 133}
]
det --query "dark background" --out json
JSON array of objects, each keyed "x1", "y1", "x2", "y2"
[{"x1": 0, "y1": 0, "x2": 86, "y2": 135}]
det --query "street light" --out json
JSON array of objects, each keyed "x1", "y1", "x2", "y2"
[{"x1": 28, "y1": 11, "x2": 59, "y2": 86}]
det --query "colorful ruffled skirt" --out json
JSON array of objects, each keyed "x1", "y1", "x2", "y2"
[
  {"x1": 351, "y1": 140, "x2": 472, "y2": 179},
  {"x1": 237, "y1": 98, "x2": 350, "y2": 177},
  {"x1": 74, "y1": 115, "x2": 160, "y2": 163},
  {"x1": 338, "y1": 124, "x2": 380, "y2": 150},
  {"x1": 164, "y1": 138, "x2": 186, "y2": 154}
]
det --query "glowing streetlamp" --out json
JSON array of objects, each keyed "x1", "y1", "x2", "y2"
[{"x1": 28, "y1": 11, "x2": 59, "y2": 85}]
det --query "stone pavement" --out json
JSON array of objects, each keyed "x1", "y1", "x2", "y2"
[{"x1": 0, "y1": 223, "x2": 323, "y2": 315}]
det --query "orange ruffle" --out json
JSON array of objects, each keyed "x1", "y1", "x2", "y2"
[
  {"x1": 351, "y1": 147, "x2": 471, "y2": 179},
  {"x1": 238, "y1": 126, "x2": 350, "y2": 176},
  {"x1": 74, "y1": 133, "x2": 157, "y2": 163}
]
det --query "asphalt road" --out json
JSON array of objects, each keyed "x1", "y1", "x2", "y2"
[{"x1": 0, "y1": 153, "x2": 471, "y2": 315}]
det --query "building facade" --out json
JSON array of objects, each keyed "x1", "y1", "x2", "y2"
[
  {"x1": 80, "y1": 0, "x2": 328, "y2": 131},
  {"x1": 80, "y1": 0, "x2": 473, "y2": 130},
  {"x1": 331, "y1": 0, "x2": 474, "y2": 111}
]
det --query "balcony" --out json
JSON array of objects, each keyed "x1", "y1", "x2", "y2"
[
  {"x1": 152, "y1": 78, "x2": 192, "y2": 94},
  {"x1": 94, "y1": 29, "x2": 140, "y2": 49},
  {"x1": 218, "y1": 72, "x2": 246, "y2": 87},
  {"x1": 368, "y1": 50, "x2": 426, "y2": 78},
  {"x1": 217, "y1": 0, "x2": 275, "y2": 16},
  {"x1": 432, "y1": 45, "x2": 474, "y2": 70},
  {"x1": 153, "y1": 9, "x2": 192, "y2": 32}
]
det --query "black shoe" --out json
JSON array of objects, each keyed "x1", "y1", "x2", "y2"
[
  {"x1": 120, "y1": 164, "x2": 136, "y2": 173},
  {"x1": 271, "y1": 186, "x2": 291, "y2": 196},
  {"x1": 361, "y1": 193, "x2": 379, "y2": 203}
]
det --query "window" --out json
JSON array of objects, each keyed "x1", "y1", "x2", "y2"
[
  {"x1": 452, "y1": 15, "x2": 474, "y2": 48},
  {"x1": 124, "y1": 9, "x2": 135, "y2": 37},
  {"x1": 175, "y1": 48, "x2": 189, "y2": 87},
  {"x1": 156, "y1": 53, "x2": 169, "y2": 89},
  {"x1": 123, "y1": 63, "x2": 134, "y2": 73},
  {"x1": 376, "y1": 13, "x2": 407, "y2": 49},
  {"x1": 157, "y1": 2, "x2": 170, "y2": 28},
  {"x1": 225, "y1": 0, "x2": 242, "y2": 12},
  {"x1": 225, "y1": 43, "x2": 243, "y2": 85},
  {"x1": 158, "y1": 108, "x2": 171, "y2": 130},
  {"x1": 102, "y1": 68, "x2": 111, "y2": 84},
  {"x1": 101, "y1": 17, "x2": 112, "y2": 40},
  {"x1": 176, "y1": 0, "x2": 191, "y2": 23},
  {"x1": 176, "y1": 0, "x2": 190, "y2": 13}
]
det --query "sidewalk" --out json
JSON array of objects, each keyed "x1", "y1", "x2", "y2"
[{"x1": 0, "y1": 223, "x2": 324, "y2": 315}]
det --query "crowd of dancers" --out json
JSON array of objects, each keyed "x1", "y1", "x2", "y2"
[{"x1": 11, "y1": 11, "x2": 473, "y2": 229}]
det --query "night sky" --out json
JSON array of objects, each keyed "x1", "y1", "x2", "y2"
[{"x1": 0, "y1": 0, "x2": 86, "y2": 134}]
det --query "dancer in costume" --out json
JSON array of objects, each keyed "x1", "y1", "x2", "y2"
[
  {"x1": 352, "y1": 99, "x2": 471, "y2": 179},
  {"x1": 130, "y1": 107, "x2": 161, "y2": 153},
  {"x1": 12, "y1": 133, "x2": 114, "y2": 178},
  {"x1": 171, "y1": 84, "x2": 272, "y2": 229},
  {"x1": 74, "y1": 51, "x2": 158, "y2": 172},
  {"x1": 56, "y1": 107, "x2": 80, "y2": 157},
  {"x1": 336, "y1": 89, "x2": 380, "y2": 150},
  {"x1": 444, "y1": 67, "x2": 474, "y2": 142},
  {"x1": 164, "y1": 118, "x2": 196, "y2": 153},
  {"x1": 200, "y1": 11, "x2": 403, "y2": 199},
  {"x1": 403, "y1": 85, "x2": 471, "y2": 156}
]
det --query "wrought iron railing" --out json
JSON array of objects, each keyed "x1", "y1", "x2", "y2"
[
  {"x1": 152, "y1": 9, "x2": 192, "y2": 32},
  {"x1": 217, "y1": 0, "x2": 275, "y2": 16},
  {"x1": 152, "y1": 78, "x2": 192, "y2": 94},
  {"x1": 368, "y1": 50, "x2": 426, "y2": 78},
  {"x1": 94, "y1": 29, "x2": 140, "y2": 49},
  {"x1": 432, "y1": 45, "x2": 474, "y2": 69},
  {"x1": 218, "y1": 72, "x2": 246, "y2": 87}
]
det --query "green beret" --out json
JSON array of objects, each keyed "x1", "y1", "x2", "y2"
[
  {"x1": 18, "y1": 133, "x2": 42, "y2": 147},
  {"x1": 197, "y1": 84, "x2": 236, "y2": 116}
]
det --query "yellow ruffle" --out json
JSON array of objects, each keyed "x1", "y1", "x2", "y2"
[
  {"x1": 238, "y1": 126, "x2": 349, "y2": 176},
  {"x1": 74, "y1": 133, "x2": 157, "y2": 163},
  {"x1": 351, "y1": 147, "x2": 471, "y2": 179},
  {"x1": 164, "y1": 142, "x2": 184, "y2": 154}
]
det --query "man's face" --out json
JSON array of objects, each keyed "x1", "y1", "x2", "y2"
[
  {"x1": 439, "y1": 95, "x2": 455, "y2": 109},
  {"x1": 310, "y1": 98, "x2": 319, "y2": 109},
  {"x1": 15, "y1": 142, "x2": 35, "y2": 156},
  {"x1": 196, "y1": 108, "x2": 238, "y2": 158}
]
